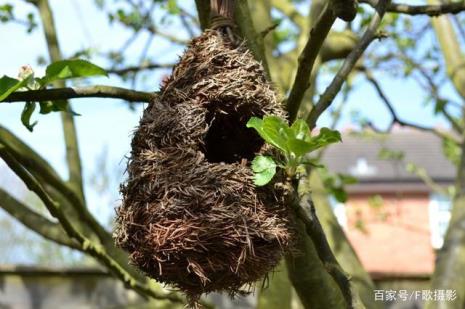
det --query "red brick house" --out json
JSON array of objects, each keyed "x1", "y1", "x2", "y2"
[{"x1": 322, "y1": 128, "x2": 455, "y2": 279}]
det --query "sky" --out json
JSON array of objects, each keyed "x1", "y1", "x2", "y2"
[{"x1": 0, "y1": 0, "x2": 459, "y2": 262}]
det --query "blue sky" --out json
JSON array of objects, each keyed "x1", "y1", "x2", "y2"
[{"x1": 0, "y1": 1, "x2": 457, "y2": 237}]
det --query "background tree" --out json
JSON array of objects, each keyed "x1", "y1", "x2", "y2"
[{"x1": 1, "y1": 0, "x2": 465, "y2": 308}]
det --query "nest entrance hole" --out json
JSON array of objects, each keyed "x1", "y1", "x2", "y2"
[{"x1": 203, "y1": 105, "x2": 263, "y2": 164}]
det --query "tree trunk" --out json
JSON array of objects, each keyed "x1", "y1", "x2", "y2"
[{"x1": 427, "y1": 1, "x2": 465, "y2": 308}]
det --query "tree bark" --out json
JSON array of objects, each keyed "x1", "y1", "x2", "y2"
[
  {"x1": 310, "y1": 172, "x2": 382, "y2": 309},
  {"x1": 257, "y1": 261, "x2": 293, "y2": 309},
  {"x1": 426, "y1": 1, "x2": 465, "y2": 308},
  {"x1": 286, "y1": 217, "x2": 348, "y2": 309}
]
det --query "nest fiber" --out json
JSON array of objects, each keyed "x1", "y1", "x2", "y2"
[{"x1": 114, "y1": 30, "x2": 292, "y2": 300}]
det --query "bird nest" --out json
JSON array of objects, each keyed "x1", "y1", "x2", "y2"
[{"x1": 114, "y1": 30, "x2": 293, "y2": 302}]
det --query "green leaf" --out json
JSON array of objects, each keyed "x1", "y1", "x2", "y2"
[
  {"x1": 41, "y1": 59, "x2": 107, "y2": 85},
  {"x1": 21, "y1": 102, "x2": 38, "y2": 132},
  {"x1": 287, "y1": 127, "x2": 341, "y2": 156},
  {"x1": 315, "y1": 127, "x2": 342, "y2": 143},
  {"x1": 287, "y1": 138, "x2": 314, "y2": 157},
  {"x1": 247, "y1": 116, "x2": 290, "y2": 153},
  {"x1": 338, "y1": 173, "x2": 358, "y2": 185},
  {"x1": 167, "y1": 0, "x2": 180, "y2": 14},
  {"x1": 331, "y1": 187, "x2": 348, "y2": 203},
  {"x1": 301, "y1": 158, "x2": 325, "y2": 168},
  {"x1": 290, "y1": 119, "x2": 311, "y2": 141},
  {"x1": 251, "y1": 155, "x2": 277, "y2": 186},
  {"x1": 0, "y1": 75, "x2": 32, "y2": 101},
  {"x1": 309, "y1": 127, "x2": 342, "y2": 151},
  {"x1": 442, "y1": 137, "x2": 460, "y2": 166},
  {"x1": 434, "y1": 98, "x2": 447, "y2": 115}
]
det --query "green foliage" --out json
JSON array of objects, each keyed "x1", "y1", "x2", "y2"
[
  {"x1": 322, "y1": 171, "x2": 358, "y2": 203},
  {"x1": 0, "y1": 4, "x2": 13, "y2": 23},
  {"x1": 40, "y1": 59, "x2": 108, "y2": 86},
  {"x1": 247, "y1": 116, "x2": 342, "y2": 186},
  {"x1": 251, "y1": 156, "x2": 277, "y2": 186},
  {"x1": 378, "y1": 147, "x2": 405, "y2": 161},
  {"x1": 166, "y1": 0, "x2": 181, "y2": 15},
  {"x1": 0, "y1": 60, "x2": 107, "y2": 131},
  {"x1": 0, "y1": 75, "x2": 32, "y2": 101},
  {"x1": 21, "y1": 102, "x2": 38, "y2": 132},
  {"x1": 442, "y1": 137, "x2": 461, "y2": 166},
  {"x1": 0, "y1": 4, "x2": 37, "y2": 33}
]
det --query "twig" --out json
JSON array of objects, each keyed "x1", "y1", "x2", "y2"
[
  {"x1": 396, "y1": 51, "x2": 463, "y2": 133},
  {"x1": 307, "y1": 0, "x2": 390, "y2": 129},
  {"x1": 271, "y1": 0, "x2": 306, "y2": 28},
  {"x1": 286, "y1": 4, "x2": 336, "y2": 122},
  {"x1": 1, "y1": 86, "x2": 155, "y2": 103},
  {"x1": 107, "y1": 63, "x2": 175, "y2": 75},
  {"x1": 146, "y1": 25, "x2": 189, "y2": 45},
  {"x1": 362, "y1": 0, "x2": 465, "y2": 16},
  {"x1": 361, "y1": 68, "x2": 460, "y2": 143}
]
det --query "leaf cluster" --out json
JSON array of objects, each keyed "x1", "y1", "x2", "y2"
[
  {"x1": 247, "y1": 116, "x2": 342, "y2": 186},
  {"x1": 0, "y1": 59, "x2": 107, "y2": 131}
]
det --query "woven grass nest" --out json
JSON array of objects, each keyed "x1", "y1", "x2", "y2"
[{"x1": 114, "y1": 29, "x2": 293, "y2": 302}]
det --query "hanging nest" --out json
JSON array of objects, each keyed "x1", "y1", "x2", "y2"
[{"x1": 114, "y1": 29, "x2": 293, "y2": 302}]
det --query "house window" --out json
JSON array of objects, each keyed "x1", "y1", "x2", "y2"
[
  {"x1": 329, "y1": 196, "x2": 348, "y2": 229},
  {"x1": 428, "y1": 193, "x2": 452, "y2": 249}
]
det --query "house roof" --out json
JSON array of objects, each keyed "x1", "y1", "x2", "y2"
[{"x1": 321, "y1": 128, "x2": 456, "y2": 192}]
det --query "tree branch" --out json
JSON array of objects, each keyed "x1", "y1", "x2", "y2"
[
  {"x1": 0, "y1": 125, "x2": 111, "y2": 244},
  {"x1": 330, "y1": 0, "x2": 357, "y2": 22},
  {"x1": 271, "y1": 0, "x2": 306, "y2": 28},
  {"x1": 0, "y1": 147, "x2": 194, "y2": 306},
  {"x1": 290, "y1": 179, "x2": 353, "y2": 307},
  {"x1": 361, "y1": 69, "x2": 460, "y2": 143},
  {"x1": 234, "y1": 0, "x2": 271, "y2": 77},
  {"x1": 107, "y1": 63, "x2": 175, "y2": 76},
  {"x1": 0, "y1": 188, "x2": 79, "y2": 249},
  {"x1": 146, "y1": 25, "x2": 190, "y2": 45},
  {"x1": 286, "y1": 4, "x2": 336, "y2": 122},
  {"x1": 36, "y1": 0, "x2": 85, "y2": 199},
  {"x1": 362, "y1": 0, "x2": 465, "y2": 16},
  {"x1": 1, "y1": 86, "x2": 155, "y2": 103},
  {"x1": 307, "y1": 0, "x2": 389, "y2": 129}
]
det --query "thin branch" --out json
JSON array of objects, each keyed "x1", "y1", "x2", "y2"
[
  {"x1": 397, "y1": 52, "x2": 463, "y2": 133},
  {"x1": 286, "y1": 4, "x2": 336, "y2": 122},
  {"x1": 234, "y1": 0, "x2": 271, "y2": 77},
  {"x1": 362, "y1": 0, "x2": 465, "y2": 16},
  {"x1": 0, "y1": 125, "x2": 111, "y2": 244},
  {"x1": 307, "y1": 0, "x2": 389, "y2": 129},
  {"x1": 330, "y1": 0, "x2": 357, "y2": 22},
  {"x1": 0, "y1": 188, "x2": 79, "y2": 249},
  {"x1": 0, "y1": 147, "x2": 193, "y2": 306},
  {"x1": 107, "y1": 62, "x2": 173, "y2": 76},
  {"x1": 290, "y1": 179, "x2": 353, "y2": 307},
  {"x1": 271, "y1": 0, "x2": 306, "y2": 28},
  {"x1": 146, "y1": 25, "x2": 190, "y2": 45},
  {"x1": 362, "y1": 69, "x2": 460, "y2": 142},
  {"x1": 36, "y1": 0, "x2": 85, "y2": 199},
  {"x1": 1, "y1": 86, "x2": 155, "y2": 103}
]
